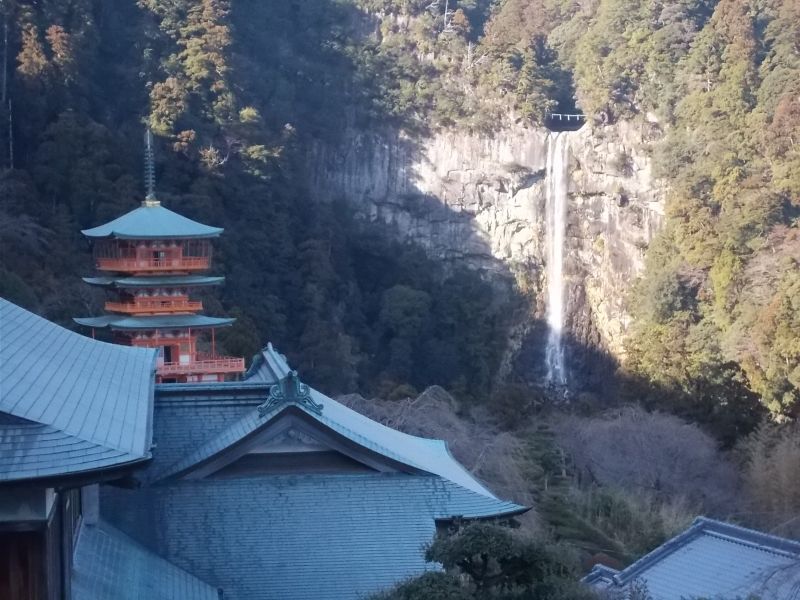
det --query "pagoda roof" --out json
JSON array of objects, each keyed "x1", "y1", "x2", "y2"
[
  {"x1": 73, "y1": 314, "x2": 235, "y2": 331},
  {"x1": 81, "y1": 203, "x2": 223, "y2": 240},
  {"x1": 83, "y1": 275, "x2": 225, "y2": 288},
  {"x1": 0, "y1": 298, "x2": 156, "y2": 482}
]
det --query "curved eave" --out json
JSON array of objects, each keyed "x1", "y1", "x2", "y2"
[
  {"x1": 74, "y1": 315, "x2": 236, "y2": 331},
  {"x1": 73, "y1": 315, "x2": 119, "y2": 328},
  {"x1": 0, "y1": 453, "x2": 152, "y2": 486},
  {"x1": 82, "y1": 277, "x2": 116, "y2": 287},
  {"x1": 437, "y1": 501, "x2": 531, "y2": 521},
  {"x1": 81, "y1": 230, "x2": 223, "y2": 240},
  {"x1": 82, "y1": 276, "x2": 225, "y2": 288}
]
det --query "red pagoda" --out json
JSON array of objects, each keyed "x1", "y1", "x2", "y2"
[{"x1": 74, "y1": 134, "x2": 244, "y2": 383}]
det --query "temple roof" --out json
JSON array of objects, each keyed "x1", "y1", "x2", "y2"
[
  {"x1": 155, "y1": 350, "x2": 514, "y2": 502},
  {"x1": 72, "y1": 519, "x2": 218, "y2": 600},
  {"x1": 81, "y1": 203, "x2": 223, "y2": 240},
  {"x1": 73, "y1": 314, "x2": 235, "y2": 331},
  {"x1": 583, "y1": 516, "x2": 800, "y2": 599},
  {"x1": 0, "y1": 298, "x2": 156, "y2": 482},
  {"x1": 83, "y1": 275, "x2": 225, "y2": 288}
]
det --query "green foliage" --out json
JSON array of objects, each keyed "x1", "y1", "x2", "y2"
[
  {"x1": 618, "y1": 0, "x2": 800, "y2": 421},
  {"x1": 522, "y1": 421, "x2": 696, "y2": 568},
  {"x1": 373, "y1": 523, "x2": 595, "y2": 600},
  {"x1": 545, "y1": 486, "x2": 693, "y2": 564},
  {"x1": 370, "y1": 572, "x2": 468, "y2": 600}
]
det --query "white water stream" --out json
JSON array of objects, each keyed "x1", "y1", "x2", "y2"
[{"x1": 544, "y1": 132, "x2": 570, "y2": 386}]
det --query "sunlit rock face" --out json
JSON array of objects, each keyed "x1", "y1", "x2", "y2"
[
  {"x1": 305, "y1": 120, "x2": 666, "y2": 389},
  {"x1": 307, "y1": 127, "x2": 551, "y2": 273}
]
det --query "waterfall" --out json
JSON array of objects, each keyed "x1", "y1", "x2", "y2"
[{"x1": 544, "y1": 132, "x2": 570, "y2": 386}]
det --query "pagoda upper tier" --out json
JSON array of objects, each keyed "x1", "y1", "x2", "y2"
[
  {"x1": 82, "y1": 201, "x2": 223, "y2": 274},
  {"x1": 75, "y1": 198, "x2": 244, "y2": 384}
]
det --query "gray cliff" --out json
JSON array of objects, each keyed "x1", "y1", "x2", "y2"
[{"x1": 306, "y1": 121, "x2": 666, "y2": 386}]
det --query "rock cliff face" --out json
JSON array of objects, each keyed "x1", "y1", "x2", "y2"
[{"x1": 305, "y1": 121, "x2": 666, "y2": 387}]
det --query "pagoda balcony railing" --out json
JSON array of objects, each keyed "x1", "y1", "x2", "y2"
[
  {"x1": 157, "y1": 356, "x2": 245, "y2": 376},
  {"x1": 96, "y1": 256, "x2": 210, "y2": 272},
  {"x1": 105, "y1": 299, "x2": 203, "y2": 314}
]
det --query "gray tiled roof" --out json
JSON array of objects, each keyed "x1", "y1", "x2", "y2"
[
  {"x1": 104, "y1": 473, "x2": 524, "y2": 600},
  {"x1": 0, "y1": 298, "x2": 156, "y2": 481},
  {"x1": 584, "y1": 517, "x2": 800, "y2": 599},
  {"x1": 156, "y1": 370, "x2": 506, "y2": 500},
  {"x1": 81, "y1": 203, "x2": 223, "y2": 239},
  {"x1": 72, "y1": 519, "x2": 218, "y2": 600}
]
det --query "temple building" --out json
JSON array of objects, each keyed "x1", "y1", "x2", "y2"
[{"x1": 73, "y1": 138, "x2": 244, "y2": 383}]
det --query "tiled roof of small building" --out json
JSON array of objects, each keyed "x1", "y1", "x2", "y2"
[
  {"x1": 72, "y1": 519, "x2": 218, "y2": 600},
  {"x1": 83, "y1": 275, "x2": 225, "y2": 288},
  {"x1": 73, "y1": 314, "x2": 235, "y2": 331},
  {"x1": 0, "y1": 298, "x2": 156, "y2": 481},
  {"x1": 583, "y1": 517, "x2": 800, "y2": 600},
  {"x1": 81, "y1": 203, "x2": 223, "y2": 239}
]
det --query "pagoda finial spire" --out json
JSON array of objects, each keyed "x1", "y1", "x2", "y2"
[{"x1": 143, "y1": 128, "x2": 160, "y2": 207}]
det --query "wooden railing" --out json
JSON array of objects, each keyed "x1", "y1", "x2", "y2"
[
  {"x1": 105, "y1": 298, "x2": 203, "y2": 314},
  {"x1": 96, "y1": 256, "x2": 210, "y2": 272},
  {"x1": 158, "y1": 356, "x2": 245, "y2": 376}
]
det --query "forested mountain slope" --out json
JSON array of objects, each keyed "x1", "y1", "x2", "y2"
[{"x1": 0, "y1": 0, "x2": 797, "y2": 432}]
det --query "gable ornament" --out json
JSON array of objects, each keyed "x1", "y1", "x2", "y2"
[{"x1": 258, "y1": 370, "x2": 323, "y2": 417}]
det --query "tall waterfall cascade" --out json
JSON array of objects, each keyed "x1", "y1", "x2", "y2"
[{"x1": 544, "y1": 132, "x2": 570, "y2": 386}]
